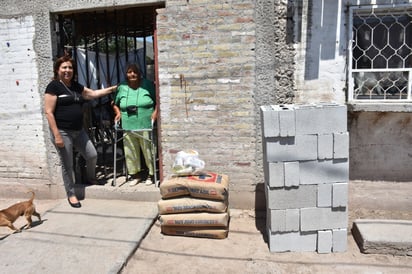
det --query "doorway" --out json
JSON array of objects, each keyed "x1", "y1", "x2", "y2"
[{"x1": 53, "y1": 5, "x2": 163, "y2": 185}]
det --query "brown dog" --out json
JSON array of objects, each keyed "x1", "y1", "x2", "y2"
[{"x1": 0, "y1": 191, "x2": 41, "y2": 232}]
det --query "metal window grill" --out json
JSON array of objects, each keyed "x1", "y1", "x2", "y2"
[{"x1": 348, "y1": 5, "x2": 412, "y2": 101}]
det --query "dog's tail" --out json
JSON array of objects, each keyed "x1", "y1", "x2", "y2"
[{"x1": 27, "y1": 190, "x2": 35, "y2": 203}]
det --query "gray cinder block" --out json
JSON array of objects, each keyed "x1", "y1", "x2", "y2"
[
  {"x1": 285, "y1": 208, "x2": 300, "y2": 232},
  {"x1": 318, "y1": 133, "x2": 333, "y2": 159},
  {"x1": 333, "y1": 132, "x2": 349, "y2": 159},
  {"x1": 267, "y1": 228, "x2": 317, "y2": 252},
  {"x1": 267, "y1": 208, "x2": 300, "y2": 232},
  {"x1": 332, "y1": 182, "x2": 348, "y2": 208},
  {"x1": 267, "y1": 162, "x2": 284, "y2": 188},
  {"x1": 299, "y1": 159, "x2": 349, "y2": 185},
  {"x1": 278, "y1": 105, "x2": 296, "y2": 137},
  {"x1": 265, "y1": 134, "x2": 318, "y2": 162},
  {"x1": 295, "y1": 103, "x2": 347, "y2": 135},
  {"x1": 332, "y1": 228, "x2": 347, "y2": 252},
  {"x1": 266, "y1": 184, "x2": 317, "y2": 210},
  {"x1": 260, "y1": 105, "x2": 280, "y2": 137},
  {"x1": 317, "y1": 230, "x2": 333, "y2": 253},
  {"x1": 318, "y1": 183, "x2": 332, "y2": 207},
  {"x1": 300, "y1": 207, "x2": 348, "y2": 231},
  {"x1": 284, "y1": 161, "x2": 299, "y2": 187},
  {"x1": 267, "y1": 209, "x2": 286, "y2": 232}
]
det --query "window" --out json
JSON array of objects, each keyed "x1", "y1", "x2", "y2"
[{"x1": 348, "y1": 5, "x2": 412, "y2": 102}]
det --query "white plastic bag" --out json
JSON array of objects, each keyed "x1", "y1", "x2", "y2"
[{"x1": 172, "y1": 150, "x2": 205, "y2": 175}]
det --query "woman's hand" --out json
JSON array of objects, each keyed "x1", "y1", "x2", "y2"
[
  {"x1": 151, "y1": 106, "x2": 158, "y2": 121},
  {"x1": 112, "y1": 103, "x2": 121, "y2": 123},
  {"x1": 114, "y1": 112, "x2": 121, "y2": 123},
  {"x1": 44, "y1": 93, "x2": 64, "y2": 148},
  {"x1": 54, "y1": 134, "x2": 64, "y2": 148}
]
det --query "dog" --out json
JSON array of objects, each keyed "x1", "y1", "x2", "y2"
[{"x1": 0, "y1": 191, "x2": 41, "y2": 232}]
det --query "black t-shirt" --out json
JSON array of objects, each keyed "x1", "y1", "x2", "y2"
[{"x1": 45, "y1": 80, "x2": 85, "y2": 130}]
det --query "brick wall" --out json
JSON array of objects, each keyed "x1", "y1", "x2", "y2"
[
  {"x1": 0, "y1": 16, "x2": 50, "y2": 184},
  {"x1": 156, "y1": 1, "x2": 259, "y2": 189}
]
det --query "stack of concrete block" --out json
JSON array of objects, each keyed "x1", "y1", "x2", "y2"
[{"x1": 260, "y1": 103, "x2": 348, "y2": 253}]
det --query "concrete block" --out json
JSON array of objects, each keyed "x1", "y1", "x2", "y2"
[
  {"x1": 260, "y1": 106, "x2": 280, "y2": 137},
  {"x1": 333, "y1": 132, "x2": 349, "y2": 159},
  {"x1": 352, "y1": 219, "x2": 412, "y2": 256},
  {"x1": 267, "y1": 162, "x2": 284, "y2": 188},
  {"x1": 318, "y1": 183, "x2": 332, "y2": 207},
  {"x1": 318, "y1": 133, "x2": 333, "y2": 159},
  {"x1": 332, "y1": 228, "x2": 347, "y2": 252},
  {"x1": 299, "y1": 159, "x2": 349, "y2": 185},
  {"x1": 278, "y1": 105, "x2": 296, "y2": 137},
  {"x1": 284, "y1": 161, "x2": 299, "y2": 187},
  {"x1": 267, "y1": 209, "x2": 286, "y2": 232},
  {"x1": 265, "y1": 135, "x2": 318, "y2": 162},
  {"x1": 262, "y1": 146, "x2": 269, "y2": 185},
  {"x1": 285, "y1": 208, "x2": 300, "y2": 232},
  {"x1": 267, "y1": 228, "x2": 317, "y2": 252},
  {"x1": 295, "y1": 103, "x2": 347, "y2": 135},
  {"x1": 266, "y1": 184, "x2": 317, "y2": 210},
  {"x1": 267, "y1": 209, "x2": 300, "y2": 232},
  {"x1": 332, "y1": 183, "x2": 348, "y2": 208},
  {"x1": 300, "y1": 207, "x2": 348, "y2": 231},
  {"x1": 317, "y1": 230, "x2": 333, "y2": 253}
]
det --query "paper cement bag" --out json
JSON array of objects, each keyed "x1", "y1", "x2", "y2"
[
  {"x1": 159, "y1": 212, "x2": 229, "y2": 227},
  {"x1": 161, "y1": 225, "x2": 229, "y2": 239},
  {"x1": 159, "y1": 172, "x2": 229, "y2": 200},
  {"x1": 158, "y1": 197, "x2": 228, "y2": 214}
]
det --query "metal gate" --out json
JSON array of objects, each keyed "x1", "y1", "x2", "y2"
[{"x1": 54, "y1": 5, "x2": 162, "y2": 183}]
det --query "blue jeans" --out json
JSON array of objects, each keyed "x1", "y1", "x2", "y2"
[{"x1": 51, "y1": 129, "x2": 97, "y2": 198}]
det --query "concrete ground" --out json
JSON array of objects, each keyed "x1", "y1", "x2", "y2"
[
  {"x1": 0, "y1": 198, "x2": 158, "y2": 274},
  {"x1": 0, "y1": 179, "x2": 411, "y2": 274}
]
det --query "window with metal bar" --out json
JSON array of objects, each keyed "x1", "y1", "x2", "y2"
[{"x1": 348, "y1": 5, "x2": 412, "y2": 102}]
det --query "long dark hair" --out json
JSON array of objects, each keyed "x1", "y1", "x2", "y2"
[{"x1": 53, "y1": 56, "x2": 76, "y2": 81}]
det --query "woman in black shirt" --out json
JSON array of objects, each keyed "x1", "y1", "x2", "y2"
[{"x1": 44, "y1": 56, "x2": 117, "y2": 208}]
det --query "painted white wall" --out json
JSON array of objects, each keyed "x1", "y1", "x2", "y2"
[
  {"x1": 294, "y1": 0, "x2": 347, "y2": 104},
  {"x1": 0, "y1": 16, "x2": 49, "y2": 183}
]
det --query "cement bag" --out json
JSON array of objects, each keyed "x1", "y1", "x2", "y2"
[
  {"x1": 159, "y1": 212, "x2": 229, "y2": 227},
  {"x1": 161, "y1": 225, "x2": 228, "y2": 239},
  {"x1": 159, "y1": 172, "x2": 229, "y2": 200},
  {"x1": 158, "y1": 197, "x2": 228, "y2": 214}
]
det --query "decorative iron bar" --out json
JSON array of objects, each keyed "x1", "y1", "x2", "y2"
[{"x1": 349, "y1": 5, "x2": 412, "y2": 101}]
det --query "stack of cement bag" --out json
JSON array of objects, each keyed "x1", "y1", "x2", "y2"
[{"x1": 158, "y1": 172, "x2": 230, "y2": 239}]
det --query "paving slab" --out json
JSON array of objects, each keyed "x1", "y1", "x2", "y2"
[
  {"x1": 352, "y1": 219, "x2": 412, "y2": 256},
  {"x1": 0, "y1": 199, "x2": 158, "y2": 274}
]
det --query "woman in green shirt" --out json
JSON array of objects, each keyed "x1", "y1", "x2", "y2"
[{"x1": 113, "y1": 64, "x2": 158, "y2": 186}]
